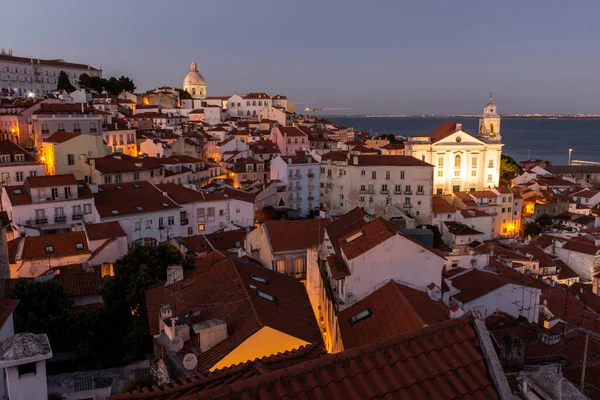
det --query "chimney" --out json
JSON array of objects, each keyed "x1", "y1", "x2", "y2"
[
  {"x1": 193, "y1": 319, "x2": 228, "y2": 353},
  {"x1": 160, "y1": 304, "x2": 172, "y2": 320},
  {"x1": 166, "y1": 265, "x2": 183, "y2": 285},
  {"x1": 427, "y1": 283, "x2": 441, "y2": 300},
  {"x1": 448, "y1": 304, "x2": 465, "y2": 319}
]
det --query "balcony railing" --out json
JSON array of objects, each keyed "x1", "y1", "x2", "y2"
[
  {"x1": 181, "y1": 218, "x2": 189, "y2": 225},
  {"x1": 360, "y1": 189, "x2": 366, "y2": 194},
  {"x1": 35, "y1": 218, "x2": 48, "y2": 224},
  {"x1": 72, "y1": 213, "x2": 84, "y2": 220},
  {"x1": 41, "y1": 129, "x2": 50, "y2": 135},
  {"x1": 308, "y1": 196, "x2": 315, "y2": 200},
  {"x1": 367, "y1": 189, "x2": 375, "y2": 194},
  {"x1": 381, "y1": 190, "x2": 389, "y2": 194},
  {"x1": 416, "y1": 191, "x2": 424, "y2": 195},
  {"x1": 307, "y1": 172, "x2": 315, "y2": 178},
  {"x1": 404, "y1": 191, "x2": 412, "y2": 195},
  {"x1": 403, "y1": 204, "x2": 412, "y2": 209},
  {"x1": 54, "y1": 215, "x2": 67, "y2": 223},
  {"x1": 73, "y1": 128, "x2": 81, "y2": 133}
]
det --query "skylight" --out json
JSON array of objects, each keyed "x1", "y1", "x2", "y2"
[
  {"x1": 75, "y1": 243, "x2": 84, "y2": 250},
  {"x1": 13, "y1": 189, "x2": 22, "y2": 194},
  {"x1": 77, "y1": 184, "x2": 84, "y2": 189},
  {"x1": 116, "y1": 186, "x2": 123, "y2": 190},
  {"x1": 45, "y1": 245, "x2": 54, "y2": 253},
  {"x1": 257, "y1": 290, "x2": 275, "y2": 302},
  {"x1": 110, "y1": 210, "x2": 120, "y2": 215},
  {"x1": 132, "y1": 184, "x2": 140, "y2": 188},
  {"x1": 250, "y1": 274, "x2": 268, "y2": 284},
  {"x1": 98, "y1": 187, "x2": 104, "y2": 192},
  {"x1": 345, "y1": 231, "x2": 364, "y2": 244},
  {"x1": 349, "y1": 308, "x2": 372, "y2": 326},
  {"x1": 161, "y1": 202, "x2": 169, "y2": 207},
  {"x1": 135, "y1": 206, "x2": 144, "y2": 211}
]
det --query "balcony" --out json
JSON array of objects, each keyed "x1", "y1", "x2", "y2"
[
  {"x1": 72, "y1": 213, "x2": 83, "y2": 220},
  {"x1": 73, "y1": 128, "x2": 81, "y2": 133},
  {"x1": 181, "y1": 218, "x2": 189, "y2": 225},
  {"x1": 41, "y1": 129, "x2": 49, "y2": 135},
  {"x1": 416, "y1": 191, "x2": 424, "y2": 195},
  {"x1": 54, "y1": 215, "x2": 67, "y2": 223},
  {"x1": 404, "y1": 191, "x2": 412, "y2": 195},
  {"x1": 35, "y1": 217, "x2": 48, "y2": 225},
  {"x1": 286, "y1": 271, "x2": 307, "y2": 280},
  {"x1": 403, "y1": 203, "x2": 413, "y2": 209},
  {"x1": 367, "y1": 189, "x2": 375, "y2": 194},
  {"x1": 381, "y1": 190, "x2": 389, "y2": 195},
  {"x1": 360, "y1": 189, "x2": 367, "y2": 194},
  {"x1": 308, "y1": 196, "x2": 315, "y2": 200}
]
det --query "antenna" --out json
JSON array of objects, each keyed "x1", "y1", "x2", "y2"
[{"x1": 183, "y1": 353, "x2": 198, "y2": 370}]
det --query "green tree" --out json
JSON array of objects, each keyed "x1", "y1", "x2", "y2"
[
  {"x1": 101, "y1": 244, "x2": 195, "y2": 364},
  {"x1": 535, "y1": 213, "x2": 554, "y2": 227},
  {"x1": 56, "y1": 70, "x2": 75, "y2": 92},
  {"x1": 421, "y1": 224, "x2": 451, "y2": 252},
  {"x1": 500, "y1": 154, "x2": 523, "y2": 185},
  {"x1": 77, "y1": 73, "x2": 92, "y2": 91},
  {"x1": 117, "y1": 76, "x2": 136, "y2": 93},
  {"x1": 9, "y1": 279, "x2": 71, "y2": 351},
  {"x1": 524, "y1": 222, "x2": 542, "y2": 238}
]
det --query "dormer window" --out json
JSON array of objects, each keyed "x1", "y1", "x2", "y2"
[
  {"x1": 257, "y1": 290, "x2": 275, "y2": 302},
  {"x1": 250, "y1": 274, "x2": 268, "y2": 284},
  {"x1": 0, "y1": 155, "x2": 10, "y2": 163}
]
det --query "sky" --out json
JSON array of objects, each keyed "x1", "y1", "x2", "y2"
[{"x1": 2, "y1": 0, "x2": 599, "y2": 115}]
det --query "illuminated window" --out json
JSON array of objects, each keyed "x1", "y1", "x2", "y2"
[
  {"x1": 454, "y1": 155, "x2": 461, "y2": 167},
  {"x1": 198, "y1": 224, "x2": 205, "y2": 231},
  {"x1": 438, "y1": 170, "x2": 443, "y2": 177}
]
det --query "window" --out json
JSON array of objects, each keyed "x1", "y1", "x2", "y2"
[
  {"x1": 115, "y1": 174, "x2": 122, "y2": 183},
  {"x1": 134, "y1": 221, "x2": 141, "y2": 231},
  {"x1": 197, "y1": 208, "x2": 205, "y2": 221},
  {"x1": 111, "y1": 210, "x2": 120, "y2": 215},
  {"x1": 471, "y1": 170, "x2": 476, "y2": 177},
  {"x1": 508, "y1": 207, "x2": 512, "y2": 212},
  {"x1": 349, "y1": 309, "x2": 372, "y2": 326},
  {"x1": 487, "y1": 174, "x2": 493, "y2": 182},
  {"x1": 417, "y1": 185, "x2": 424, "y2": 193},
  {"x1": 275, "y1": 259, "x2": 286, "y2": 273},
  {"x1": 207, "y1": 207, "x2": 215, "y2": 221},
  {"x1": 371, "y1": 171, "x2": 376, "y2": 179},
  {"x1": 168, "y1": 216, "x2": 175, "y2": 225},
  {"x1": 405, "y1": 197, "x2": 411, "y2": 205},
  {"x1": 45, "y1": 245, "x2": 54, "y2": 253},
  {"x1": 405, "y1": 185, "x2": 411, "y2": 193},
  {"x1": 385, "y1": 171, "x2": 390, "y2": 179},
  {"x1": 381, "y1": 184, "x2": 388, "y2": 193},
  {"x1": 104, "y1": 176, "x2": 112, "y2": 184},
  {"x1": 30, "y1": 170, "x2": 37, "y2": 177},
  {"x1": 0, "y1": 173, "x2": 8, "y2": 182},
  {"x1": 145, "y1": 220, "x2": 152, "y2": 229},
  {"x1": 472, "y1": 158, "x2": 477, "y2": 168},
  {"x1": 187, "y1": 227, "x2": 193, "y2": 235},
  {"x1": 395, "y1": 184, "x2": 401, "y2": 193},
  {"x1": 75, "y1": 242, "x2": 84, "y2": 250},
  {"x1": 16, "y1": 171, "x2": 23, "y2": 182},
  {"x1": 438, "y1": 157, "x2": 444, "y2": 167},
  {"x1": 55, "y1": 207, "x2": 64, "y2": 217},
  {"x1": 488, "y1": 160, "x2": 494, "y2": 168},
  {"x1": 18, "y1": 363, "x2": 36, "y2": 377},
  {"x1": 198, "y1": 224, "x2": 205, "y2": 231},
  {"x1": 294, "y1": 257, "x2": 306, "y2": 274},
  {"x1": 454, "y1": 170, "x2": 461, "y2": 177},
  {"x1": 361, "y1": 169, "x2": 365, "y2": 176},
  {"x1": 454, "y1": 154, "x2": 461, "y2": 167},
  {"x1": 438, "y1": 170, "x2": 443, "y2": 177},
  {"x1": 400, "y1": 171, "x2": 405, "y2": 179},
  {"x1": 73, "y1": 376, "x2": 93, "y2": 392},
  {"x1": 83, "y1": 204, "x2": 92, "y2": 214}
]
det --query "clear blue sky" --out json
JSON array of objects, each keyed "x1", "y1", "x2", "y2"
[{"x1": 2, "y1": 0, "x2": 598, "y2": 114}]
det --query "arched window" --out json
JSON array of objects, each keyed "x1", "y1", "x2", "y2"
[
  {"x1": 490, "y1": 123, "x2": 495, "y2": 134},
  {"x1": 246, "y1": 110, "x2": 251, "y2": 116},
  {"x1": 454, "y1": 154, "x2": 461, "y2": 167},
  {"x1": 192, "y1": 88, "x2": 196, "y2": 96},
  {"x1": 252, "y1": 110, "x2": 257, "y2": 116}
]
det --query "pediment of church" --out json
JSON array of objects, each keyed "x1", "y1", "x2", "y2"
[{"x1": 432, "y1": 130, "x2": 486, "y2": 147}]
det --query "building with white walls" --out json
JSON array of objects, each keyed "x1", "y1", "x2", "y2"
[
  {"x1": 270, "y1": 154, "x2": 320, "y2": 216},
  {"x1": 0, "y1": 48, "x2": 101, "y2": 97},
  {"x1": 320, "y1": 152, "x2": 434, "y2": 224},
  {"x1": 0, "y1": 140, "x2": 44, "y2": 186},
  {"x1": 407, "y1": 96, "x2": 503, "y2": 194},
  {"x1": 1, "y1": 174, "x2": 96, "y2": 236},
  {"x1": 93, "y1": 181, "x2": 180, "y2": 246},
  {"x1": 0, "y1": 98, "x2": 59, "y2": 145}
]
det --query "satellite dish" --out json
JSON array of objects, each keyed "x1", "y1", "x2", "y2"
[
  {"x1": 183, "y1": 353, "x2": 198, "y2": 370},
  {"x1": 169, "y1": 336, "x2": 184, "y2": 352}
]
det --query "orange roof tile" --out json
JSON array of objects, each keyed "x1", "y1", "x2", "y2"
[
  {"x1": 25, "y1": 174, "x2": 77, "y2": 188},
  {"x1": 44, "y1": 131, "x2": 82, "y2": 144},
  {"x1": 338, "y1": 280, "x2": 449, "y2": 349},
  {"x1": 84, "y1": 221, "x2": 126, "y2": 241},
  {"x1": 340, "y1": 217, "x2": 396, "y2": 260},
  {"x1": 263, "y1": 219, "x2": 332, "y2": 253},
  {"x1": 432, "y1": 196, "x2": 457, "y2": 214},
  {"x1": 94, "y1": 181, "x2": 179, "y2": 218},
  {"x1": 20, "y1": 232, "x2": 90, "y2": 261}
]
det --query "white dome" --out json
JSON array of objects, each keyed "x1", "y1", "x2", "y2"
[{"x1": 183, "y1": 60, "x2": 206, "y2": 86}]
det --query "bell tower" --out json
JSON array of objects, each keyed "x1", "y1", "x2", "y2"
[{"x1": 478, "y1": 94, "x2": 501, "y2": 140}]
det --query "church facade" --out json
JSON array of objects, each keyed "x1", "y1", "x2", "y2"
[{"x1": 408, "y1": 96, "x2": 503, "y2": 194}]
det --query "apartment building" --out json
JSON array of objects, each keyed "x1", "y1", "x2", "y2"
[{"x1": 270, "y1": 154, "x2": 320, "y2": 217}]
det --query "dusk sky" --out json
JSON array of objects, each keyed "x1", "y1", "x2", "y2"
[{"x1": 2, "y1": 0, "x2": 598, "y2": 114}]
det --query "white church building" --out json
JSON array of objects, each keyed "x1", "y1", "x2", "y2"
[{"x1": 408, "y1": 95, "x2": 503, "y2": 194}]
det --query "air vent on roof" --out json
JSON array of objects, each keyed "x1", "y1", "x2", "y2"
[
  {"x1": 349, "y1": 308, "x2": 372, "y2": 326},
  {"x1": 344, "y1": 231, "x2": 364, "y2": 244}
]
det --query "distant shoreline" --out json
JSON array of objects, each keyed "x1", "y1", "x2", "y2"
[{"x1": 325, "y1": 115, "x2": 600, "y2": 119}]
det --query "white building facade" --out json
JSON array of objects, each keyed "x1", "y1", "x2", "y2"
[{"x1": 270, "y1": 155, "x2": 320, "y2": 216}]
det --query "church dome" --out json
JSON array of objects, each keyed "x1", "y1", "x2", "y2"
[
  {"x1": 484, "y1": 94, "x2": 497, "y2": 114},
  {"x1": 183, "y1": 60, "x2": 206, "y2": 86}
]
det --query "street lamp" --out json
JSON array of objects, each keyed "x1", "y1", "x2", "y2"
[{"x1": 568, "y1": 148, "x2": 573, "y2": 165}]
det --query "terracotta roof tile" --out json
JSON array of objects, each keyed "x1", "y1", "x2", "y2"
[
  {"x1": 432, "y1": 196, "x2": 456, "y2": 214},
  {"x1": 155, "y1": 183, "x2": 226, "y2": 204},
  {"x1": 44, "y1": 131, "x2": 82, "y2": 144},
  {"x1": 340, "y1": 217, "x2": 396, "y2": 260},
  {"x1": 326, "y1": 253, "x2": 350, "y2": 279},
  {"x1": 0, "y1": 299, "x2": 18, "y2": 329},
  {"x1": 84, "y1": 221, "x2": 126, "y2": 241},
  {"x1": 325, "y1": 207, "x2": 368, "y2": 253},
  {"x1": 562, "y1": 238, "x2": 600, "y2": 255},
  {"x1": 338, "y1": 280, "x2": 449, "y2": 349},
  {"x1": 444, "y1": 221, "x2": 484, "y2": 236},
  {"x1": 263, "y1": 219, "x2": 331, "y2": 253},
  {"x1": 277, "y1": 127, "x2": 307, "y2": 137},
  {"x1": 145, "y1": 257, "x2": 321, "y2": 371},
  {"x1": 20, "y1": 232, "x2": 90, "y2": 261},
  {"x1": 421, "y1": 122, "x2": 461, "y2": 143},
  {"x1": 94, "y1": 181, "x2": 179, "y2": 218},
  {"x1": 25, "y1": 174, "x2": 77, "y2": 188},
  {"x1": 448, "y1": 269, "x2": 509, "y2": 303},
  {"x1": 355, "y1": 154, "x2": 432, "y2": 167}
]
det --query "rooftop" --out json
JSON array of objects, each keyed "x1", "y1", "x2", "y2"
[
  {"x1": 94, "y1": 181, "x2": 179, "y2": 218},
  {"x1": 262, "y1": 219, "x2": 332, "y2": 253}
]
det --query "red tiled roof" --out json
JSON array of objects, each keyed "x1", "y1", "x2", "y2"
[
  {"x1": 460, "y1": 209, "x2": 491, "y2": 219},
  {"x1": 432, "y1": 196, "x2": 456, "y2": 214},
  {"x1": 340, "y1": 217, "x2": 396, "y2": 260},
  {"x1": 0, "y1": 141, "x2": 38, "y2": 163},
  {"x1": 52, "y1": 264, "x2": 102, "y2": 297},
  {"x1": 338, "y1": 280, "x2": 449, "y2": 349},
  {"x1": 182, "y1": 316, "x2": 499, "y2": 399},
  {"x1": 448, "y1": 269, "x2": 509, "y2": 303},
  {"x1": 325, "y1": 207, "x2": 368, "y2": 254},
  {"x1": 220, "y1": 187, "x2": 257, "y2": 203},
  {"x1": 194, "y1": 251, "x2": 228, "y2": 267},
  {"x1": 25, "y1": 174, "x2": 77, "y2": 188},
  {"x1": 380, "y1": 143, "x2": 405, "y2": 150},
  {"x1": 562, "y1": 238, "x2": 600, "y2": 255},
  {"x1": 469, "y1": 190, "x2": 498, "y2": 199},
  {"x1": 145, "y1": 257, "x2": 321, "y2": 371},
  {"x1": 320, "y1": 150, "x2": 349, "y2": 162},
  {"x1": 555, "y1": 259, "x2": 579, "y2": 280},
  {"x1": 0, "y1": 299, "x2": 19, "y2": 329},
  {"x1": 528, "y1": 234, "x2": 564, "y2": 249},
  {"x1": 326, "y1": 253, "x2": 350, "y2": 280},
  {"x1": 84, "y1": 221, "x2": 126, "y2": 241},
  {"x1": 34, "y1": 103, "x2": 104, "y2": 114},
  {"x1": 355, "y1": 155, "x2": 432, "y2": 167},
  {"x1": 444, "y1": 221, "x2": 484, "y2": 236},
  {"x1": 44, "y1": 131, "x2": 81, "y2": 144},
  {"x1": 573, "y1": 189, "x2": 600, "y2": 199},
  {"x1": 94, "y1": 181, "x2": 179, "y2": 218},
  {"x1": 277, "y1": 127, "x2": 307, "y2": 137},
  {"x1": 155, "y1": 183, "x2": 226, "y2": 204},
  {"x1": 20, "y1": 232, "x2": 90, "y2": 261},
  {"x1": 263, "y1": 219, "x2": 331, "y2": 252},
  {"x1": 421, "y1": 122, "x2": 462, "y2": 143}
]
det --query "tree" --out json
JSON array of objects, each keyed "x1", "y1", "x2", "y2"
[
  {"x1": 101, "y1": 244, "x2": 195, "y2": 364},
  {"x1": 56, "y1": 70, "x2": 75, "y2": 92},
  {"x1": 117, "y1": 76, "x2": 136, "y2": 93},
  {"x1": 77, "y1": 73, "x2": 92, "y2": 91},
  {"x1": 176, "y1": 88, "x2": 192, "y2": 100},
  {"x1": 77, "y1": 73, "x2": 136, "y2": 94},
  {"x1": 535, "y1": 213, "x2": 553, "y2": 227},
  {"x1": 421, "y1": 224, "x2": 451, "y2": 252},
  {"x1": 500, "y1": 154, "x2": 523, "y2": 185},
  {"x1": 524, "y1": 222, "x2": 542, "y2": 238},
  {"x1": 9, "y1": 279, "x2": 71, "y2": 351}
]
